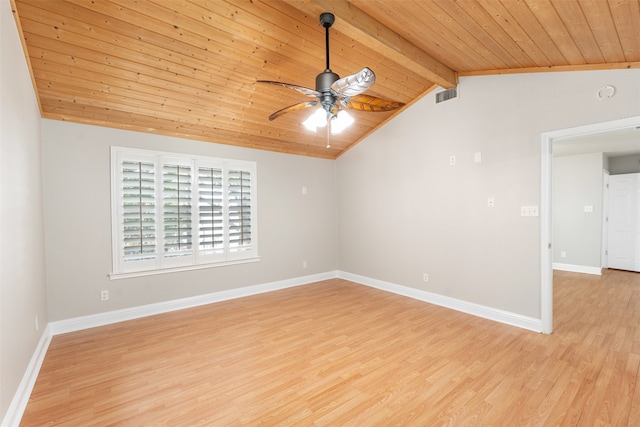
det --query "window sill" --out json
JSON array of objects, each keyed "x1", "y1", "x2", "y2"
[{"x1": 109, "y1": 257, "x2": 261, "y2": 280}]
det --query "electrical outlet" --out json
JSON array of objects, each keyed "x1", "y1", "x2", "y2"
[
  {"x1": 302, "y1": 261, "x2": 307, "y2": 269},
  {"x1": 488, "y1": 197, "x2": 495, "y2": 208},
  {"x1": 449, "y1": 155, "x2": 456, "y2": 166},
  {"x1": 560, "y1": 251, "x2": 567, "y2": 258},
  {"x1": 101, "y1": 290, "x2": 109, "y2": 301},
  {"x1": 423, "y1": 273, "x2": 429, "y2": 282}
]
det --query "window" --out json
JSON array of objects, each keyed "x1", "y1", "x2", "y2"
[{"x1": 111, "y1": 147, "x2": 258, "y2": 277}]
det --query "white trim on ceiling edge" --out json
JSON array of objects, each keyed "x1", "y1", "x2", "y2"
[{"x1": 2, "y1": 269, "x2": 542, "y2": 427}]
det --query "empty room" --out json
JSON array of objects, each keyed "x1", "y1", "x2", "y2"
[{"x1": 2, "y1": 0, "x2": 640, "y2": 425}]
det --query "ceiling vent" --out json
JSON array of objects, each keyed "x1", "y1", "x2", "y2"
[{"x1": 435, "y1": 87, "x2": 458, "y2": 104}]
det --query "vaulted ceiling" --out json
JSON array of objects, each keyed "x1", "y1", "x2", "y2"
[{"x1": 11, "y1": 0, "x2": 640, "y2": 159}]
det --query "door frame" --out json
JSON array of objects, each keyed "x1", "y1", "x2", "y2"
[
  {"x1": 540, "y1": 116, "x2": 640, "y2": 334},
  {"x1": 602, "y1": 171, "x2": 610, "y2": 270}
]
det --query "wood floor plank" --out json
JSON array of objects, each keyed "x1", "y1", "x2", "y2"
[{"x1": 19, "y1": 269, "x2": 640, "y2": 426}]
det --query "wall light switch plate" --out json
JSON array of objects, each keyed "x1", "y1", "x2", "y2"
[
  {"x1": 474, "y1": 152, "x2": 482, "y2": 163},
  {"x1": 584, "y1": 205, "x2": 593, "y2": 213},
  {"x1": 521, "y1": 206, "x2": 539, "y2": 217}
]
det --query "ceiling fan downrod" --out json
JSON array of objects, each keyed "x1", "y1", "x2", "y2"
[
  {"x1": 320, "y1": 12, "x2": 334, "y2": 71},
  {"x1": 317, "y1": 13, "x2": 339, "y2": 121}
]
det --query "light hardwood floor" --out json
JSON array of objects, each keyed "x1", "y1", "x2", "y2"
[{"x1": 20, "y1": 269, "x2": 640, "y2": 426}]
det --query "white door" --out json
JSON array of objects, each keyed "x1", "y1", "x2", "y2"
[
  {"x1": 607, "y1": 173, "x2": 640, "y2": 272},
  {"x1": 602, "y1": 171, "x2": 609, "y2": 268}
]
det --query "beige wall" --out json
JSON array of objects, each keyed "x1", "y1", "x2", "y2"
[
  {"x1": 41, "y1": 120, "x2": 338, "y2": 321},
  {"x1": 337, "y1": 70, "x2": 640, "y2": 318},
  {"x1": 1, "y1": 0, "x2": 49, "y2": 420},
  {"x1": 553, "y1": 153, "x2": 605, "y2": 269}
]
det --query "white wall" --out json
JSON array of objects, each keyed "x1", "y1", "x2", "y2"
[
  {"x1": 0, "y1": 0, "x2": 48, "y2": 422},
  {"x1": 42, "y1": 120, "x2": 338, "y2": 321},
  {"x1": 337, "y1": 70, "x2": 640, "y2": 319},
  {"x1": 552, "y1": 153, "x2": 604, "y2": 270}
]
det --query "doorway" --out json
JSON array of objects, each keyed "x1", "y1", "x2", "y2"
[{"x1": 540, "y1": 116, "x2": 640, "y2": 334}]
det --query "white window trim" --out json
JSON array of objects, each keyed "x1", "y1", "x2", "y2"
[
  {"x1": 109, "y1": 257, "x2": 261, "y2": 280},
  {"x1": 110, "y1": 146, "x2": 259, "y2": 279}
]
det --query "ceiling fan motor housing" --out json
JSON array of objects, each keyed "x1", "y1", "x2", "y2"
[
  {"x1": 316, "y1": 70, "x2": 339, "y2": 118},
  {"x1": 316, "y1": 70, "x2": 339, "y2": 91}
]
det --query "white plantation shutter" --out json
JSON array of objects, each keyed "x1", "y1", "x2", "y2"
[
  {"x1": 198, "y1": 166, "x2": 224, "y2": 257},
  {"x1": 162, "y1": 161, "x2": 193, "y2": 264},
  {"x1": 116, "y1": 154, "x2": 158, "y2": 272},
  {"x1": 122, "y1": 160, "x2": 156, "y2": 259},
  {"x1": 112, "y1": 147, "x2": 257, "y2": 276},
  {"x1": 228, "y1": 169, "x2": 253, "y2": 254}
]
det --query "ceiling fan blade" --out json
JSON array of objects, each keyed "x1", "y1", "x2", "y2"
[
  {"x1": 268, "y1": 101, "x2": 318, "y2": 121},
  {"x1": 257, "y1": 80, "x2": 320, "y2": 98},
  {"x1": 331, "y1": 68, "x2": 376, "y2": 97},
  {"x1": 342, "y1": 94, "x2": 405, "y2": 112}
]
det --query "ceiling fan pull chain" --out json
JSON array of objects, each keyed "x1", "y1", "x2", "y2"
[{"x1": 326, "y1": 118, "x2": 331, "y2": 148}]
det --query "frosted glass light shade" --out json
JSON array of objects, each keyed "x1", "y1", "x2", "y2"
[
  {"x1": 302, "y1": 108, "x2": 327, "y2": 132},
  {"x1": 302, "y1": 108, "x2": 354, "y2": 134},
  {"x1": 331, "y1": 110, "x2": 354, "y2": 134}
]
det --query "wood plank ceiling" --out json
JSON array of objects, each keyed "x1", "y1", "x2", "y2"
[{"x1": 10, "y1": 0, "x2": 640, "y2": 159}]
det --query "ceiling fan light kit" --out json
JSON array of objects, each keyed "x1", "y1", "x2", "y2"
[
  {"x1": 258, "y1": 12, "x2": 405, "y2": 148},
  {"x1": 303, "y1": 109, "x2": 354, "y2": 134}
]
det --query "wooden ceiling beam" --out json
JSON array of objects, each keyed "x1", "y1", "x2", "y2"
[{"x1": 281, "y1": 0, "x2": 458, "y2": 89}]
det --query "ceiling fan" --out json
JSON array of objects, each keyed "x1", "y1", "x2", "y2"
[{"x1": 258, "y1": 12, "x2": 405, "y2": 147}]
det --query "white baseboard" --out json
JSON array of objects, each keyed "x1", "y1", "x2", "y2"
[
  {"x1": 49, "y1": 271, "x2": 339, "y2": 335},
  {"x1": 3, "y1": 272, "x2": 337, "y2": 426},
  {"x1": 50, "y1": 269, "x2": 544, "y2": 336},
  {"x1": 6, "y1": 268, "x2": 544, "y2": 426},
  {"x1": 338, "y1": 271, "x2": 544, "y2": 333},
  {"x1": 1, "y1": 325, "x2": 52, "y2": 427},
  {"x1": 553, "y1": 263, "x2": 602, "y2": 275}
]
